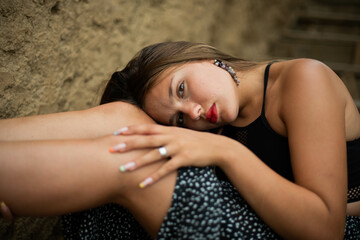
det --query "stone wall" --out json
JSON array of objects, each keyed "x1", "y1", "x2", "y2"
[
  {"x1": 0, "y1": 0, "x2": 303, "y2": 238},
  {"x1": 0, "y1": 0, "x2": 303, "y2": 118}
]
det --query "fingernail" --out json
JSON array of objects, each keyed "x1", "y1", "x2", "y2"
[
  {"x1": 119, "y1": 161, "x2": 136, "y2": 172},
  {"x1": 1, "y1": 201, "x2": 7, "y2": 213},
  {"x1": 109, "y1": 143, "x2": 126, "y2": 153},
  {"x1": 113, "y1": 127, "x2": 128, "y2": 136},
  {"x1": 1, "y1": 201, "x2": 12, "y2": 221},
  {"x1": 139, "y1": 177, "x2": 153, "y2": 188}
]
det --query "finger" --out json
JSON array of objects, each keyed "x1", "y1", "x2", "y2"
[
  {"x1": 1, "y1": 202, "x2": 13, "y2": 221},
  {"x1": 114, "y1": 124, "x2": 169, "y2": 136},
  {"x1": 139, "y1": 158, "x2": 181, "y2": 188},
  {"x1": 119, "y1": 145, "x2": 173, "y2": 172},
  {"x1": 109, "y1": 134, "x2": 170, "y2": 153}
]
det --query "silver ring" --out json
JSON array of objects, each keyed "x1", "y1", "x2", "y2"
[{"x1": 158, "y1": 146, "x2": 167, "y2": 158}]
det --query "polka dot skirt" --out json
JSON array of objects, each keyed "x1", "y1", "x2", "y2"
[
  {"x1": 62, "y1": 204, "x2": 151, "y2": 240},
  {"x1": 62, "y1": 167, "x2": 360, "y2": 239},
  {"x1": 156, "y1": 167, "x2": 278, "y2": 239}
]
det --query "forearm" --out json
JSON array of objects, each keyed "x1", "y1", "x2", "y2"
[
  {"x1": 219, "y1": 145, "x2": 345, "y2": 240},
  {"x1": 0, "y1": 137, "x2": 122, "y2": 216}
]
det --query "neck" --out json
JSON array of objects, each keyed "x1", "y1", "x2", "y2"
[{"x1": 233, "y1": 64, "x2": 268, "y2": 126}]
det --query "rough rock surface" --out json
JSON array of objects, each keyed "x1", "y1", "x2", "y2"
[{"x1": 0, "y1": 0, "x2": 302, "y2": 239}]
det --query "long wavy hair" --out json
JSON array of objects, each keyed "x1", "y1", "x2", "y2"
[{"x1": 100, "y1": 41, "x2": 259, "y2": 108}]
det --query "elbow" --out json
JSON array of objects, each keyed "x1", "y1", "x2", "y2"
[
  {"x1": 322, "y1": 212, "x2": 346, "y2": 240},
  {"x1": 332, "y1": 220, "x2": 346, "y2": 240},
  {"x1": 295, "y1": 221, "x2": 345, "y2": 240},
  {"x1": 290, "y1": 206, "x2": 346, "y2": 240},
  {"x1": 319, "y1": 191, "x2": 347, "y2": 240}
]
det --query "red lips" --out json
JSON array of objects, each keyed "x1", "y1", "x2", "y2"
[{"x1": 206, "y1": 103, "x2": 218, "y2": 123}]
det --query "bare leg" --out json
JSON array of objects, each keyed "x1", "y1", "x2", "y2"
[{"x1": 0, "y1": 105, "x2": 177, "y2": 238}]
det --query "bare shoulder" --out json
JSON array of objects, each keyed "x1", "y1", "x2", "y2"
[
  {"x1": 276, "y1": 59, "x2": 360, "y2": 140},
  {"x1": 279, "y1": 58, "x2": 338, "y2": 87},
  {"x1": 277, "y1": 59, "x2": 344, "y2": 104},
  {"x1": 275, "y1": 59, "x2": 346, "y2": 133}
]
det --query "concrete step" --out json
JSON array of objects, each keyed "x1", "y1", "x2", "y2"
[
  {"x1": 326, "y1": 62, "x2": 360, "y2": 74},
  {"x1": 271, "y1": 0, "x2": 360, "y2": 109},
  {"x1": 308, "y1": 0, "x2": 360, "y2": 13},
  {"x1": 298, "y1": 11, "x2": 360, "y2": 23},
  {"x1": 273, "y1": 40, "x2": 354, "y2": 64},
  {"x1": 282, "y1": 30, "x2": 360, "y2": 43},
  {"x1": 295, "y1": 10, "x2": 360, "y2": 34},
  {"x1": 313, "y1": 0, "x2": 360, "y2": 6},
  {"x1": 273, "y1": 30, "x2": 360, "y2": 64}
]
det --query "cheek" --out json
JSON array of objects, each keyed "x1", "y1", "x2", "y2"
[{"x1": 192, "y1": 84, "x2": 217, "y2": 102}]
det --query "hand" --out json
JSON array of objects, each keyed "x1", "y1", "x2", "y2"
[
  {"x1": 109, "y1": 124, "x2": 238, "y2": 188},
  {"x1": 1, "y1": 201, "x2": 13, "y2": 221}
]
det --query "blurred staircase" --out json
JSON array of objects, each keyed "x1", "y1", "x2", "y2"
[{"x1": 271, "y1": 0, "x2": 360, "y2": 109}]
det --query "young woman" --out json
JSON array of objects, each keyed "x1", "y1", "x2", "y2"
[
  {"x1": 100, "y1": 41, "x2": 360, "y2": 238},
  {"x1": 1, "y1": 41, "x2": 359, "y2": 239}
]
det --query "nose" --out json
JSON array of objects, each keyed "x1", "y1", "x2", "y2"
[{"x1": 182, "y1": 102, "x2": 202, "y2": 120}]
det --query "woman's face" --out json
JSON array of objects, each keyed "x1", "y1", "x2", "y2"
[{"x1": 143, "y1": 61, "x2": 240, "y2": 131}]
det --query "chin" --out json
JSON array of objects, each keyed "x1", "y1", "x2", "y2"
[{"x1": 227, "y1": 110, "x2": 239, "y2": 123}]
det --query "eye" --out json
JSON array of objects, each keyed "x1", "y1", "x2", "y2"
[
  {"x1": 178, "y1": 81, "x2": 185, "y2": 98},
  {"x1": 177, "y1": 112, "x2": 184, "y2": 126}
]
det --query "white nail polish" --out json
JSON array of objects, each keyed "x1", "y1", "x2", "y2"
[
  {"x1": 119, "y1": 162, "x2": 136, "y2": 172},
  {"x1": 139, "y1": 177, "x2": 153, "y2": 188},
  {"x1": 113, "y1": 127, "x2": 128, "y2": 135},
  {"x1": 111, "y1": 143, "x2": 126, "y2": 151}
]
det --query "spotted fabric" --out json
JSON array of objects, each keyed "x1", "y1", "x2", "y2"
[
  {"x1": 156, "y1": 166, "x2": 278, "y2": 239},
  {"x1": 62, "y1": 166, "x2": 360, "y2": 239},
  {"x1": 345, "y1": 216, "x2": 360, "y2": 239},
  {"x1": 62, "y1": 204, "x2": 151, "y2": 240}
]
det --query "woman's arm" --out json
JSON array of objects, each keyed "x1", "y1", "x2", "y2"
[
  {"x1": 0, "y1": 102, "x2": 145, "y2": 141},
  {"x1": 219, "y1": 60, "x2": 347, "y2": 239}
]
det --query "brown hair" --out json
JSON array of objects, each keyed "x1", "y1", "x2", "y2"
[{"x1": 100, "y1": 41, "x2": 258, "y2": 108}]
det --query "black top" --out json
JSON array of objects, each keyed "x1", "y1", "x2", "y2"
[{"x1": 221, "y1": 62, "x2": 360, "y2": 203}]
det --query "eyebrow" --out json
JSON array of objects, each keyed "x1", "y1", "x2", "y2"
[{"x1": 169, "y1": 76, "x2": 176, "y2": 125}]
